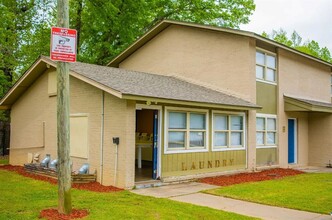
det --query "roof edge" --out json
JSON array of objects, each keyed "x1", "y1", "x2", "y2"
[
  {"x1": 0, "y1": 56, "x2": 47, "y2": 106},
  {"x1": 123, "y1": 94, "x2": 261, "y2": 110},
  {"x1": 107, "y1": 19, "x2": 332, "y2": 68},
  {"x1": 284, "y1": 95, "x2": 332, "y2": 113}
]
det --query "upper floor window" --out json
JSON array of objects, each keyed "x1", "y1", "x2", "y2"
[{"x1": 256, "y1": 50, "x2": 277, "y2": 83}]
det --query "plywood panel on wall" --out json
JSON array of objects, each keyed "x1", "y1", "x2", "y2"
[{"x1": 70, "y1": 115, "x2": 88, "y2": 158}]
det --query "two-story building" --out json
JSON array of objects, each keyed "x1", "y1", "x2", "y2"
[{"x1": 1, "y1": 20, "x2": 332, "y2": 189}]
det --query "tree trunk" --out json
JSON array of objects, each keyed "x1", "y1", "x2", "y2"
[
  {"x1": 74, "y1": 0, "x2": 83, "y2": 55},
  {"x1": 56, "y1": 0, "x2": 72, "y2": 215}
]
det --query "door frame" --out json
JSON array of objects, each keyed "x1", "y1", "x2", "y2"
[
  {"x1": 288, "y1": 118, "x2": 297, "y2": 164},
  {"x1": 136, "y1": 104, "x2": 162, "y2": 179}
]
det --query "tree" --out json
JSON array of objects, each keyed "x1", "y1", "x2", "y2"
[
  {"x1": 263, "y1": 29, "x2": 332, "y2": 63},
  {"x1": 2, "y1": 0, "x2": 256, "y2": 78},
  {"x1": 0, "y1": 0, "x2": 37, "y2": 120},
  {"x1": 70, "y1": 0, "x2": 256, "y2": 65},
  {"x1": 0, "y1": 0, "x2": 256, "y2": 120}
]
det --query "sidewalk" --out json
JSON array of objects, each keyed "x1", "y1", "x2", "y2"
[{"x1": 132, "y1": 182, "x2": 330, "y2": 220}]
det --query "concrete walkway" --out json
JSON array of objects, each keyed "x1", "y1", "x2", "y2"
[{"x1": 132, "y1": 182, "x2": 331, "y2": 220}]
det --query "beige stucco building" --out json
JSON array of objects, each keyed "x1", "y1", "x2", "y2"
[{"x1": 1, "y1": 20, "x2": 332, "y2": 189}]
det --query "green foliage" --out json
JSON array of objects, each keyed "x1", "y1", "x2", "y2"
[
  {"x1": 0, "y1": 0, "x2": 256, "y2": 112},
  {"x1": 68, "y1": 0, "x2": 255, "y2": 65},
  {"x1": 263, "y1": 29, "x2": 332, "y2": 63},
  {"x1": 0, "y1": 170, "x2": 257, "y2": 219},
  {"x1": 205, "y1": 173, "x2": 332, "y2": 214},
  {"x1": 0, "y1": 0, "x2": 255, "y2": 121},
  {"x1": 2, "y1": 0, "x2": 256, "y2": 76},
  {"x1": 0, "y1": 158, "x2": 9, "y2": 164}
]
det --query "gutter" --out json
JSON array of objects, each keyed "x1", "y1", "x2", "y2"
[{"x1": 100, "y1": 91, "x2": 105, "y2": 183}]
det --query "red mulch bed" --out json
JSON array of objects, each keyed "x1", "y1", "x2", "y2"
[
  {"x1": 199, "y1": 168, "x2": 304, "y2": 186},
  {"x1": 40, "y1": 208, "x2": 89, "y2": 220},
  {"x1": 0, "y1": 165, "x2": 122, "y2": 192}
]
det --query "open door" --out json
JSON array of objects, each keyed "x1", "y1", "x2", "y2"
[
  {"x1": 152, "y1": 110, "x2": 158, "y2": 179},
  {"x1": 135, "y1": 108, "x2": 160, "y2": 182}
]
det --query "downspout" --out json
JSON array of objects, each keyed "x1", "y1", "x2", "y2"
[
  {"x1": 114, "y1": 143, "x2": 118, "y2": 186},
  {"x1": 100, "y1": 91, "x2": 105, "y2": 183}
]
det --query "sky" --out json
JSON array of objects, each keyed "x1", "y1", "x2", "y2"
[{"x1": 240, "y1": 0, "x2": 332, "y2": 52}]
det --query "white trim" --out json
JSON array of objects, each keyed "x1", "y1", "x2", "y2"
[
  {"x1": 256, "y1": 113, "x2": 277, "y2": 118},
  {"x1": 135, "y1": 104, "x2": 162, "y2": 179},
  {"x1": 165, "y1": 149, "x2": 209, "y2": 154},
  {"x1": 256, "y1": 79, "x2": 277, "y2": 86},
  {"x1": 288, "y1": 118, "x2": 298, "y2": 164},
  {"x1": 256, "y1": 113, "x2": 278, "y2": 148},
  {"x1": 256, "y1": 145, "x2": 278, "y2": 149},
  {"x1": 211, "y1": 110, "x2": 246, "y2": 152},
  {"x1": 164, "y1": 106, "x2": 209, "y2": 154},
  {"x1": 255, "y1": 49, "x2": 277, "y2": 84}
]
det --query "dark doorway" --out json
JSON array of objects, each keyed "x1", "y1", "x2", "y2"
[{"x1": 135, "y1": 109, "x2": 158, "y2": 182}]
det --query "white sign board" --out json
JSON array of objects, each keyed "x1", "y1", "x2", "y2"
[{"x1": 50, "y1": 27, "x2": 77, "y2": 62}]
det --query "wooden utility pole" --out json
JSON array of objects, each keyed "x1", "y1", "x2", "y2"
[{"x1": 56, "y1": 0, "x2": 72, "y2": 214}]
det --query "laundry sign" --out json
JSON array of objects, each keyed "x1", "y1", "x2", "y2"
[{"x1": 50, "y1": 27, "x2": 77, "y2": 62}]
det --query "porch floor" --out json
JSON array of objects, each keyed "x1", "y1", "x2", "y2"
[{"x1": 135, "y1": 161, "x2": 153, "y2": 182}]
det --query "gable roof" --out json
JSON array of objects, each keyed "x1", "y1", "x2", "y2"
[
  {"x1": 0, "y1": 56, "x2": 259, "y2": 110},
  {"x1": 107, "y1": 20, "x2": 332, "y2": 69}
]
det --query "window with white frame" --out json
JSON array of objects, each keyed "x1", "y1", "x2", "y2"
[
  {"x1": 256, "y1": 50, "x2": 277, "y2": 83},
  {"x1": 256, "y1": 114, "x2": 277, "y2": 147},
  {"x1": 166, "y1": 108, "x2": 208, "y2": 152},
  {"x1": 213, "y1": 113, "x2": 245, "y2": 150}
]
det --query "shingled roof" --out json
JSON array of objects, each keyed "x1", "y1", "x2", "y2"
[
  {"x1": 0, "y1": 56, "x2": 259, "y2": 110},
  {"x1": 284, "y1": 95, "x2": 332, "y2": 113},
  {"x1": 68, "y1": 59, "x2": 258, "y2": 109}
]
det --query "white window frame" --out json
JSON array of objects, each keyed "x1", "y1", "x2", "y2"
[
  {"x1": 212, "y1": 111, "x2": 246, "y2": 152},
  {"x1": 256, "y1": 48, "x2": 277, "y2": 85},
  {"x1": 164, "y1": 106, "x2": 209, "y2": 154},
  {"x1": 256, "y1": 113, "x2": 277, "y2": 149}
]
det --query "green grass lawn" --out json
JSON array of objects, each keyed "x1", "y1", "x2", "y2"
[
  {"x1": 205, "y1": 173, "x2": 332, "y2": 214},
  {"x1": 0, "y1": 170, "x2": 258, "y2": 220},
  {"x1": 0, "y1": 158, "x2": 9, "y2": 164}
]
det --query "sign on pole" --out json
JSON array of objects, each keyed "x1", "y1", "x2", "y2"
[{"x1": 51, "y1": 27, "x2": 77, "y2": 62}]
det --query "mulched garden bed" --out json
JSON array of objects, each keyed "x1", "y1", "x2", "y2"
[
  {"x1": 199, "y1": 168, "x2": 304, "y2": 186},
  {"x1": 40, "y1": 208, "x2": 89, "y2": 220},
  {"x1": 0, "y1": 165, "x2": 122, "y2": 192}
]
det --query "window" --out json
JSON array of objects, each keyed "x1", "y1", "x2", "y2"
[
  {"x1": 256, "y1": 50, "x2": 277, "y2": 83},
  {"x1": 213, "y1": 112, "x2": 245, "y2": 150},
  {"x1": 165, "y1": 107, "x2": 208, "y2": 153},
  {"x1": 256, "y1": 114, "x2": 277, "y2": 147}
]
